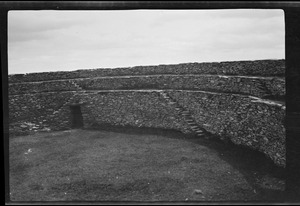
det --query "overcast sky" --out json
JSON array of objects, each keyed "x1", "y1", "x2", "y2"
[{"x1": 8, "y1": 9, "x2": 284, "y2": 74}]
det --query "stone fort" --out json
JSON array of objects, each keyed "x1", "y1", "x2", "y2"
[{"x1": 8, "y1": 59, "x2": 286, "y2": 167}]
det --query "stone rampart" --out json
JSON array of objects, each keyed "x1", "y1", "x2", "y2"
[
  {"x1": 78, "y1": 91, "x2": 192, "y2": 133},
  {"x1": 9, "y1": 75, "x2": 285, "y2": 100},
  {"x1": 9, "y1": 92, "x2": 75, "y2": 135},
  {"x1": 9, "y1": 59, "x2": 285, "y2": 83},
  {"x1": 168, "y1": 90, "x2": 285, "y2": 167},
  {"x1": 8, "y1": 59, "x2": 286, "y2": 167}
]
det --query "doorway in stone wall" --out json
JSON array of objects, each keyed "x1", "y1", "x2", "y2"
[{"x1": 70, "y1": 105, "x2": 83, "y2": 128}]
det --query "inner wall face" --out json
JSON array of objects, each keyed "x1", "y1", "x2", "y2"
[
  {"x1": 8, "y1": 60, "x2": 286, "y2": 167},
  {"x1": 8, "y1": 9, "x2": 285, "y2": 167}
]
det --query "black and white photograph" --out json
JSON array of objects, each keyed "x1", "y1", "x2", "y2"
[{"x1": 2, "y1": 1, "x2": 299, "y2": 204}]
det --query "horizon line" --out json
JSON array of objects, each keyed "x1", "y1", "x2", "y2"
[{"x1": 8, "y1": 58, "x2": 285, "y2": 75}]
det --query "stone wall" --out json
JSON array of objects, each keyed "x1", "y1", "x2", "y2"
[
  {"x1": 9, "y1": 59, "x2": 285, "y2": 83},
  {"x1": 9, "y1": 80, "x2": 77, "y2": 95},
  {"x1": 78, "y1": 91, "x2": 192, "y2": 133},
  {"x1": 9, "y1": 75, "x2": 285, "y2": 99},
  {"x1": 8, "y1": 59, "x2": 286, "y2": 167},
  {"x1": 9, "y1": 92, "x2": 75, "y2": 135},
  {"x1": 76, "y1": 75, "x2": 285, "y2": 99},
  {"x1": 8, "y1": 90, "x2": 194, "y2": 136},
  {"x1": 168, "y1": 91, "x2": 285, "y2": 167},
  {"x1": 8, "y1": 90, "x2": 286, "y2": 167}
]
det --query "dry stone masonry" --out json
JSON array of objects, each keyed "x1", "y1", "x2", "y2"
[
  {"x1": 160, "y1": 91, "x2": 209, "y2": 138},
  {"x1": 8, "y1": 59, "x2": 286, "y2": 167}
]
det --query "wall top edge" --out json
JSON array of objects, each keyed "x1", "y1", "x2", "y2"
[{"x1": 8, "y1": 59, "x2": 285, "y2": 76}]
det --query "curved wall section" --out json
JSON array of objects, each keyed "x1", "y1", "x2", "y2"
[
  {"x1": 9, "y1": 59, "x2": 285, "y2": 83},
  {"x1": 8, "y1": 59, "x2": 286, "y2": 167}
]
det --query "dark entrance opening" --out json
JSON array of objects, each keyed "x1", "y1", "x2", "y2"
[{"x1": 70, "y1": 105, "x2": 83, "y2": 128}]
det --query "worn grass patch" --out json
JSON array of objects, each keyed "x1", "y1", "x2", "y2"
[{"x1": 9, "y1": 128, "x2": 285, "y2": 202}]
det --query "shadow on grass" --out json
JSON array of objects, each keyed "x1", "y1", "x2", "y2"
[{"x1": 86, "y1": 123, "x2": 287, "y2": 202}]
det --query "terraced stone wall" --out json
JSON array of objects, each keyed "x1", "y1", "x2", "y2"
[
  {"x1": 8, "y1": 59, "x2": 284, "y2": 83},
  {"x1": 8, "y1": 90, "x2": 194, "y2": 136},
  {"x1": 9, "y1": 75, "x2": 285, "y2": 100},
  {"x1": 76, "y1": 75, "x2": 284, "y2": 99},
  {"x1": 9, "y1": 80, "x2": 77, "y2": 95},
  {"x1": 9, "y1": 92, "x2": 75, "y2": 135},
  {"x1": 8, "y1": 59, "x2": 286, "y2": 167},
  {"x1": 168, "y1": 91, "x2": 285, "y2": 167}
]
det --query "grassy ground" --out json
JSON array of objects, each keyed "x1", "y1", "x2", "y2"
[{"x1": 9, "y1": 127, "x2": 285, "y2": 203}]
